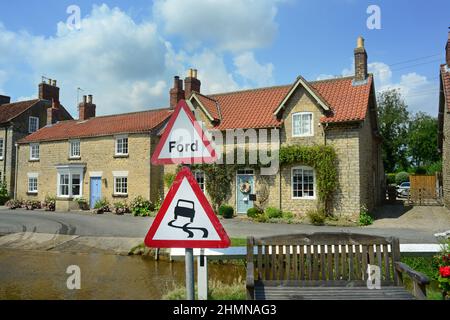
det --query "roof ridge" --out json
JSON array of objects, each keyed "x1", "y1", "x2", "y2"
[
  {"x1": 310, "y1": 75, "x2": 355, "y2": 84},
  {"x1": 208, "y1": 84, "x2": 291, "y2": 97},
  {"x1": 88, "y1": 107, "x2": 172, "y2": 120},
  {"x1": 0, "y1": 98, "x2": 40, "y2": 107}
]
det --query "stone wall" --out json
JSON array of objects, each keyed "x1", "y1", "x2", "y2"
[
  {"x1": 16, "y1": 133, "x2": 161, "y2": 209},
  {"x1": 443, "y1": 110, "x2": 450, "y2": 208}
]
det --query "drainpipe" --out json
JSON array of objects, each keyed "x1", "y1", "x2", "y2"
[{"x1": 14, "y1": 143, "x2": 18, "y2": 200}]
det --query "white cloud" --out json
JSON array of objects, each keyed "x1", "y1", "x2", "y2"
[
  {"x1": 337, "y1": 60, "x2": 438, "y2": 115},
  {"x1": 153, "y1": 0, "x2": 279, "y2": 52},
  {"x1": 233, "y1": 51, "x2": 274, "y2": 87},
  {"x1": 0, "y1": 3, "x2": 281, "y2": 115},
  {"x1": 188, "y1": 50, "x2": 239, "y2": 94}
]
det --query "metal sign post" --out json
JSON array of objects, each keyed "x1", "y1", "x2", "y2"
[
  {"x1": 185, "y1": 248, "x2": 195, "y2": 300},
  {"x1": 146, "y1": 100, "x2": 230, "y2": 301}
]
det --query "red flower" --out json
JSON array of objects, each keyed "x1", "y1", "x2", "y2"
[{"x1": 440, "y1": 266, "x2": 450, "y2": 278}]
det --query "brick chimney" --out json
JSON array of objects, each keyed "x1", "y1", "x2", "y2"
[
  {"x1": 184, "y1": 69, "x2": 201, "y2": 99},
  {"x1": 0, "y1": 95, "x2": 10, "y2": 105},
  {"x1": 446, "y1": 30, "x2": 450, "y2": 67},
  {"x1": 78, "y1": 95, "x2": 96, "y2": 120},
  {"x1": 39, "y1": 78, "x2": 60, "y2": 103},
  {"x1": 47, "y1": 99, "x2": 61, "y2": 126},
  {"x1": 354, "y1": 36, "x2": 368, "y2": 82},
  {"x1": 170, "y1": 76, "x2": 185, "y2": 109}
]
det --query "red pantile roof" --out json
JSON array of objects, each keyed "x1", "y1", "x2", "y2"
[
  {"x1": 193, "y1": 92, "x2": 221, "y2": 120},
  {"x1": 198, "y1": 75, "x2": 373, "y2": 130},
  {"x1": 209, "y1": 85, "x2": 291, "y2": 130},
  {"x1": 19, "y1": 108, "x2": 173, "y2": 143},
  {"x1": 0, "y1": 99, "x2": 40, "y2": 124},
  {"x1": 441, "y1": 65, "x2": 450, "y2": 112},
  {"x1": 312, "y1": 76, "x2": 373, "y2": 123}
]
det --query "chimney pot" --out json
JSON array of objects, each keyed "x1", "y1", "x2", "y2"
[
  {"x1": 88, "y1": 95, "x2": 93, "y2": 103},
  {"x1": 52, "y1": 80, "x2": 57, "y2": 86},
  {"x1": 446, "y1": 30, "x2": 450, "y2": 67},
  {"x1": 357, "y1": 36, "x2": 365, "y2": 49},
  {"x1": 48, "y1": 78, "x2": 52, "y2": 85},
  {"x1": 83, "y1": 95, "x2": 87, "y2": 103}
]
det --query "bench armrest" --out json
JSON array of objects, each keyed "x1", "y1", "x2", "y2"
[
  {"x1": 246, "y1": 261, "x2": 255, "y2": 300},
  {"x1": 394, "y1": 262, "x2": 430, "y2": 285}
]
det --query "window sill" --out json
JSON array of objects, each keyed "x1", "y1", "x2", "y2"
[
  {"x1": 27, "y1": 192, "x2": 38, "y2": 196},
  {"x1": 29, "y1": 159, "x2": 40, "y2": 162},
  {"x1": 292, "y1": 135, "x2": 314, "y2": 138},
  {"x1": 68, "y1": 157, "x2": 81, "y2": 161},
  {"x1": 292, "y1": 197, "x2": 316, "y2": 200},
  {"x1": 114, "y1": 154, "x2": 129, "y2": 159},
  {"x1": 112, "y1": 194, "x2": 128, "y2": 198}
]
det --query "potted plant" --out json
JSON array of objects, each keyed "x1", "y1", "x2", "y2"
[{"x1": 435, "y1": 238, "x2": 450, "y2": 300}]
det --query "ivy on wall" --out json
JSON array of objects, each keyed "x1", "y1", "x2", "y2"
[
  {"x1": 166, "y1": 145, "x2": 338, "y2": 215},
  {"x1": 280, "y1": 145, "x2": 338, "y2": 213}
]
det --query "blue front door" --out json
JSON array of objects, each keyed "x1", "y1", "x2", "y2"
[
  {"x1": 236, "y1": 170, "x2": 254, "y2": 214},
  {"x1": 90, "y1": 177, "x2": 102, "y2": 208}
]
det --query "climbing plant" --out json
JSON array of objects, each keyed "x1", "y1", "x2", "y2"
[{"x1": 279, "y1": 145, "x2": 338, "y2": 214}]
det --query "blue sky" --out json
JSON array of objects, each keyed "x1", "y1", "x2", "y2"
[{"x1": 0, "y1": 0, "x2": 448, "y2": 116}]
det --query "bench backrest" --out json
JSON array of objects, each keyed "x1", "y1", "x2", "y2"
[{"x1": 247, "y1": 233, "x2": 401, "y2": 285}]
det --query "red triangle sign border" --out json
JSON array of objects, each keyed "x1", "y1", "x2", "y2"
[
  {"x1": 144, "y1": 166, "x2": 231, "y2": 248},
  {"x1": 151, "y1": 100, "x2": 217, "y2": 165}
]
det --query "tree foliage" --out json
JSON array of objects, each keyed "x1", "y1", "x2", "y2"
[
  {"x1": 377, "y1": 89, "x2": 410, "y2": 172},
  {"x1": 407, "y1": 112, "x2": 439, "y2": 167}
]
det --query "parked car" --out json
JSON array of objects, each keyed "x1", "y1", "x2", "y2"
[{"x1": 396, "y1": 182, "x2": 410, "y2": 197}]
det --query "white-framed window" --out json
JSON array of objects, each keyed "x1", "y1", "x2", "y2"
[
  {"x1": 56, "y1": 165, "x2": 84, "y2": 198},
  {"x1": 115, "y1": 136, "x2": 128, "y2": 155},
  {"x1": 292, "y1": 166, "x2": 316, "y2": 199},
  {"x1": 0, "y1": 138, "x2": 4, "y2": 160},
  {"x1": 194, "y1": 170, "x2": 206, "y2": 193},
  {"x1": 30, "y1": 143, "x2": 40, "y2": 160},
  {"x1": 292, "y1": 112, "x2": 313, "y2": 137},
  {"x1": 28, "y1": 176, "x2": 38, "y2": 193},
  {"x1": 114, "y1": 177, "x2": 128, "y2": 195},
  {"x1": 29, "y1": 116, "x2": 39, "y2": 133},
  {"x1": 71, "y1": 174, "x2": 81, "y2": 197},
  {"x1": 69, "y1": 140, "x2": 81, "y2": 158}
]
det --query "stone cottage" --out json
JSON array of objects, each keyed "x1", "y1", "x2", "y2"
[
  {"x1": 438, "y1": 31, "x2": 450, "y2": 208},
  {"x1": 0, "y1": 79, "x2": 72, "y2": 198},
  {"x1": 168, "y1": 37, "x2": 385, "y2": 220},
  {"x1": 16, "y1": 95, "x2": 172, "y2": 211}
]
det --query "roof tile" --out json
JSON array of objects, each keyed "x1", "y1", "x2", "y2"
[
  {"x1": 0, "y1": 99, "x2": 41, "y2": 124},
  {"x1": 20, "y1": 108, "x2": 172, "y2": 143}
]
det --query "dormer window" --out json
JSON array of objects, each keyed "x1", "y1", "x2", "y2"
[{"x1": 29, "y1": 116, "x2": 39, "y2": 133}]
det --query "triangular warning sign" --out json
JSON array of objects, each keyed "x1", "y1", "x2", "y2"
[
  {"x1": 145, "y1": 167, "x2": 230, "y2": 248},
  {"x1": 151, "y1": 100, "x2": 217, "y2": 165}
]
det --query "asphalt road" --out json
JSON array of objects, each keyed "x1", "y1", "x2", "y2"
[{"x1": 0, "y1": 207, "x2": 444, "y2": 243}]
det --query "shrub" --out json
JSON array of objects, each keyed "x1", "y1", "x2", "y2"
[
  {"x1": 386, "y1": 173, "x2": 396, "y2": 185},
  {"x1": 359, "y1": 205, "x2": 374, "y2": 226},
  {"x1": 247, "y1": 207, "x2": 262, "y2": 218},
  {"x1": 434, "y1": 238, "x2": 450, "y2": 299},
  {"x1": 265, "y1": 207, "x2": 282, "y2": 219},
  {"x1": 255, "y1": 214, "x2": 269, "y2": 223},
  {"x1": 73, "y1": 197, "x2": 89, "y2": 210},
  {"x1": 113, "y1": 201, "x2": 130, "y2": 215},
  {"x1": 42, "y1": 195, "x2": 56, "y2": 211},
  {"x1": 5, "y1": 199, "x2": 22, "y2": 210},
  {"x1": 94, "y1": 198, "x2": 110, "y2": 214},
  {"x1": 307, "y1": 209, "x2": 325, "y2": 225},
  {"x1": 395, "y1": 171, "x2": 409, "y2": 185},
  {"x1": 130, "y1": 195, "x2": 154, "y2": 217},
  {"x1": 0, "y1": 181, "x2": 10, "y2": 205},
  {"x1": 414, "y1": 167, "x2": 427, "y2": 175},
  {"x1": 24, "y1": 200, "x2": 41, "y2": 210},
  {"x1": 219, "y1": 205, "x2": 234, "y2": 219},
  {"x1": 164, "y1": 173, "x2": 175, "y2": 188},
  {"x1": 427, "y1": 161, "x2": 442, "y2": 175},
  {"x1": 282, "y1": 211, "x2": 294, "y2": 220}
]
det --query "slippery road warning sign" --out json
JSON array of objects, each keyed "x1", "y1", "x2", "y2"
[
  {"x1": 151, "y1": 100, "x2": 217, "y2": 165},
  {"x1": 144, "y1": 167, "x2": 230, "y2": 248}
]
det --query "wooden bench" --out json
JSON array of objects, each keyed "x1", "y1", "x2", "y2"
[{"x1": 246, "y1": 233, "x2": 430, "y2": 300}]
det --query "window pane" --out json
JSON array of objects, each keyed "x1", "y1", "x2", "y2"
[
  {"x1": 71, "y1": 141, "x2": 80, "y2": 157},
  {"x1": 293, "y1": 168, "x2": 314, "y2": 198},
  {"x1": 0, "y1": 139, "x2": 3, "y2": 158},
  {"x1": 115, "y1": 177, "x2": 128, "y2": 194},
  {"x1": 195, "y1": 171, "x2": 205, "y2": 192},
  {"x1": 72, "y1": 174, "x2": 81, "y2": 196},
  {"x1": 116, "y1": 138, "x2": 128, "y2": 154}
]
